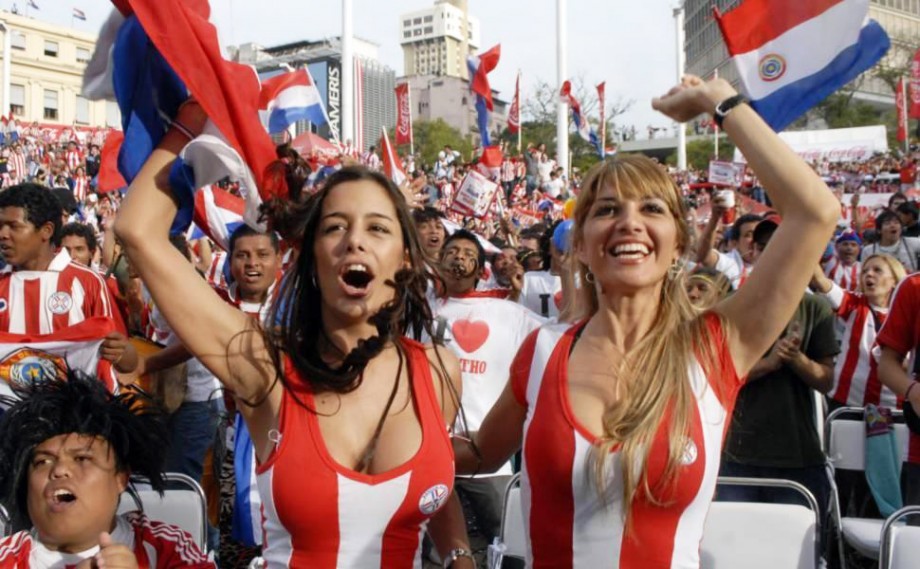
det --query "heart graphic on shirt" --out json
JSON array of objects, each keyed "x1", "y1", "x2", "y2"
[
  {"x1": 451, "y1": 319, "x2": 490, "y2": 353},
  {"x1": 554, "y1": 290, "x2": 564, "y2": 309}
]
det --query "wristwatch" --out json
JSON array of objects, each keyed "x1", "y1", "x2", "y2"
[
  {"x1": 713, "y1": 94, "x2": 749, "y2": 129},
  {"x1": 443, "y1": 547, "x2": 474, "y2": 567}
]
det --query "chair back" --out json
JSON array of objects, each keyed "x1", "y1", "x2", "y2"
[
  {"x1": 117, "y1": 472, "x2": 208, "y2": 551},
  {"x1": 880, "y1": 505, "x2": 920, "y2": 569},
  {"x1": 499, "y1": 473, "x2": 527, "y2": 560},
  {"x1": 824, "y1": 407, "x2": 908, "y2": 471},
  {"x1": 701, "y1": 477, "x2": 819, "y2": 569}
]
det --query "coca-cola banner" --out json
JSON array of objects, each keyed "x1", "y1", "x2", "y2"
[
  {"x1": 394, "y1": 83, "x2": 412, "y2": 146},
  {"x1": 733, "y1": 125, "x2": 888, "y2": 164},
  {"x1": 911, "y1": 48, "x2": 920, "y2": 119}
]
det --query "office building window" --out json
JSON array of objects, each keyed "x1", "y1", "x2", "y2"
[
  {"x1": 44, "y1": 40, "x2": 58, "y2": 57},
  {"x1": 9, "y1": 84, "x2": 24, "y2": 116},
  {"x1": 75, "y1": 96, "x2": 89, "y2": 124},
  {"x1": 424, "y1": 15, "x2": 433, "y2": 22},
  {"x1": 76, "y1": 47, "x2": 91, "y2": 63},
  {"x1": 10, "y1": 31, "x2": 25, "y2": 50},
  {"x1": 43, "y1": 89, "x2": 58, "y2": 120}
]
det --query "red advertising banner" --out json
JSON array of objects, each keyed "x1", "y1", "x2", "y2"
[
  {"x1": 508, "y1": 74, "x2": 520, "y2": 134},
  {"x1": 910, "y1": 48, "x2": 920, "y2": 119},
  {"x1": 394, "y1": 83, "x2": 413, "y2": 146},
  {"x1": 898, "y1": 77, "x2": 908, "y2": 143}
]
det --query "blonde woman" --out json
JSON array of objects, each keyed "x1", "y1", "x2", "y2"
[{"x1": 454, "y1": 75, "x2": 839, "y2": 568}]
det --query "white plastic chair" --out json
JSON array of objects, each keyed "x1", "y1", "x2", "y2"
[
  {"x1": 0, "y1": 504, "x2": 9, "y2": 538},
  {"x1": 117, "y1": 472, "x2": 208, "y2": 552},
  {"x1": 495, "y1": 473, "x2": 525, "y2": 564},
  {"x1": 879, "y1": 505, "x2": 920, "y2": 569},
  {"x1": 823, "y1": 406, "x2": 909, "y2": 565},
  {"x1": 701, "y1": 477, "x2": 820, "y2": 569}
]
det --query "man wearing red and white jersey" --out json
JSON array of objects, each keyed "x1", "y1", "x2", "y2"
[
  {"x1": 823, "y1": 230, "x2": 861, "y2": 293},
  {"x1": 876, "y1": 273, "x2": 920, "y2": 509},
  {"x1": 64, "y1": 140, "x2": 82, "y2": 173},
  {"x1": 61, "y1": 222, "x2": 129, "y2": 332},
  {"x1": 0, "y1": 183, "x2": 137, "y2": 377},
  {"x1": 430, "y1": 230, "x2": 544, "y2": 545},
  {"x1": 7, "y1": 144, "x2": 27, "y2": 185}
]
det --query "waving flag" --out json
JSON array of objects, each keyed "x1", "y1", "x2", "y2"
[
  {"x1": 910, "y1": 48, "x2": 920, "y2": 119},
  {"x1": 379, "y1": 127, "x2": 407, "y2": 187},
  {"x1": 560, "y1": 80, "x2": 603, "y2": 157},
  {"x1": 97, "y1": 129, "x2": 127, "y2": 192},
  {"x1": 508, "y1": 73, "x2": 521, "y2": 134},
  {"x1": 596, "y1": 81, "x2": 606, "y2": 155},
  {"x1": 73, "y1": 7, "x2": 87, "y2": 20},
  {"x1": 715, "y1": 0, "x2": 890, "y2": 132},
  {"x1": 189, "y1": 185, "x2": 245, "y2": 252},
  {"x1": 258, "y1": 69, "x2": 326, "y2": 134},
  {"x1": 84, "y1": 1, "x2": 280, "y2": 246},
  {"x1": 27, "y1": 0, "x2": 39, "y2": 9},
  {"x1": 467, "y1": 44, "x2": 501, "y2": 147}
]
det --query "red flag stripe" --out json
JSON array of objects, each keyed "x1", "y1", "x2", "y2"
[{"x1": 715, "y1": 0, "x2": 843, "y2": 56}]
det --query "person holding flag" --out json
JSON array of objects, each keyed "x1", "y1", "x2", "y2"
[{"x1": 452, "y1": 73, "x2": 840, "y2": 567}]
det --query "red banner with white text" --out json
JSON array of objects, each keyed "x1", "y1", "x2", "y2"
[{"x1": 394, "y1": 83, "x2": 413, "y2": 146}]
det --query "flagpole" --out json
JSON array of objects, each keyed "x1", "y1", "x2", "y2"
[
  {"x1": 903, "y1": 77, "x2": 910, "y2": 155},
  {"x1": 713, "y1": 67, "x2": 720, "y2": 160},
  {"x1": 516, "y1": 70, "x2": 522, "y2": 155},
  {"x1": 674, "y1": 3, "x2": 687, "y2": 170},
  {"x1": 556, "y1": 0, "x2": 569, "y2": 175},
  {"x1": 341, "y1": 0, "x2": 354, "y2": 147}
]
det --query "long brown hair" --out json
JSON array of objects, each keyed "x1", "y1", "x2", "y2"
[{"x1": 571, "y1": 155, "x2": 725, "y2": 527}]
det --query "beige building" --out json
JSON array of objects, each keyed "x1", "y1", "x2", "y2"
[
  {"x1": 400, "y1": 0, "x2": 481, "y2": 79},
  {"x1": 0, "y1": 10, "x2": 116, "y2": 129}
]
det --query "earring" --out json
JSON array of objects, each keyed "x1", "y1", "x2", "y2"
[
  {"x1": 311, "y1": 271, "x2": 318, "y2": 289},
  {"x1": 667, "y1": 260, "x2": 684, "y2": 281},
  {"x1": 584, "y1": 270, "x2": 596, "y2": 284}
]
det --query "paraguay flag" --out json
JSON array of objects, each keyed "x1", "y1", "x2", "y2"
[
  {"x1": 467, "y1": 44, "x2": 500, "y2": 147},
  {"x1": 560, "y1": 81, "x2": 603, "y2": 157},
  {"x1": 258, "y1": 69, "x2": 326, "y2": 134},
  {"x1": 715, "y1": 0, "x2": 890, "y2": 132},
  {"x1": 188, "y1": 185, "x2": 245, "y2": 252}
]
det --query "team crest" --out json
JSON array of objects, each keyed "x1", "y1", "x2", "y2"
[
  {"x1": 0, "y1": 348, "x2": 67, "y2": 386},
  {"x1": 681, "y1": 439, "x2": 699, "y2": 466},
  {"x1": 0, "y1": 299, "x2": 7, "y2": 313},
  {"x1": 47, "y1": 291, "x2": 73, "y2": 315},
  {"x1": 418, "y1": 483, "x2": 450, "y2": 515},
  {"x1": 758, "y1": 53, "x2": 787, "y2": 82}
]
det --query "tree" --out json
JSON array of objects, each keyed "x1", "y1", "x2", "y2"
[
  {"x1": 403, "y1": 119, "x2": 473, "y2": 168},
  {"x1": 665, "y1": 137, "x2": 736, "y2": 171}
]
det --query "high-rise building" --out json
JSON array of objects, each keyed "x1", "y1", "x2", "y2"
[
  {"x1": 0, "y1": 10, "x2": 117, "y2": 128},
  {"x1": 683, "y1": 0, "x2": 920, "y2": 108},
  {"x1": 231, "y1": 37, "x2": 396, "y2": 152},
  {"x1": 400, "y1": 0, "x2": 481, "y2": 79}
]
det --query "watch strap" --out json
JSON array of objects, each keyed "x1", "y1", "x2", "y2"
[{"x1": 714, "y1": 94, "x2": 748, "y2": 129}]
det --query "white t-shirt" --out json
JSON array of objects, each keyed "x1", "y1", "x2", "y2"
[
  {"x1": 429, "y1": 294, "x2": 545, "y2": 476},
  {"x1": 713, "y1": 249, "x2": 749, "y2": 290},
  {"x1": 518, "y1": 270, "x2": 563, "y2": 318},
  {"x1": 861, "y1": 237, "x2": 920, "y2": 273}
]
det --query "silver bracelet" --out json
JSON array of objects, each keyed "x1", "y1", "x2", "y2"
[{"x1": 443, "y1": 547, "x2": 473, "y2": 567}]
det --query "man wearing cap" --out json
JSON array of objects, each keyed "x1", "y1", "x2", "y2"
[
  {"x1": 720, "y1": 215, "x2": 839, "y2": 524},
  {"x1": 876, "y1": 275, "x2": 920, "y2": 517},
  {"x1": 823, "y1": 230, "x2": 862, "y2": 293}
]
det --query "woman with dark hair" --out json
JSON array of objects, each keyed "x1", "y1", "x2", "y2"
[
  {"x1": 0, "y1": 373, "x2": 214, "y2": 568},
  {"x1": 861, "y1": 208, "x2": 920, "y2": 272},
  {"x1": 114, "y1": 102, "x2": 471, "y2": 568}
]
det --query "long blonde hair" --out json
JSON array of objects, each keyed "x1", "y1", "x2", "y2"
[
  {"x1": 860, "y1": 253, "x2": 907, "y2": 297},
  {"x1": 571, "y1": 155, "x2": 724, "y2": 527}
]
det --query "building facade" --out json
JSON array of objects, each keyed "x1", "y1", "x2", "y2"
[
  {"x1": 232, "y1": 37, "x2": 395, "y2": 152},
  {"x1": 683, "y1": 0, "x2": 920, "y2": 109},
  {"x1": 403, "y1": 74, "x2": 507, "y2": 144},
  {"x1": 0, "y1": 10, "x2": 116, "y2": 129},
  {"x1": 400, "y1": 0, "x2": 480, "y2": 79}
]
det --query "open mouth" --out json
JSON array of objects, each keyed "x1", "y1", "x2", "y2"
[
  {"x1": 608, "y1": 242, "x2": 651, "y2": 261},
  {"x1": 339, "y1": 263, "x2": 375, "y2": 297},
  {"x1": 48, "y1": 488, "x2": 77, "y2": 511},
  {"x1": 243, "y1": 270, "x2": 263, "y2": 281}
]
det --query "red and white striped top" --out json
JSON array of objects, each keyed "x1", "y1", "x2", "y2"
[
  {"x1": 71, "y1": 175, "x2": 90, "y2": 202},
  {"x1": 876, "y1": 274, "x2": 920, "y2": 464},
  {"x1": 0, "y1": 511, "x2": 214, "y2": 568},
  {"x1": 7, "y1": 151, "x2": 26, "y2": 184},
  {"x1": 824, "y1": 258, "x2": 861, "y2": 293},
  {"x1": 822, "y1": 283, "x2": 896, "y2": 408},
  {"x1": 205, "y1": 251, "x2": 228, "y2": 291},
  {"x1": 510, "y1": 315, "x2": 741, "y2": 568},
  {"x1": 256, "y1": 339, "x2": 455, "y2": 568},
  {"x1": 64, "y1": 149, "x2": 82, "y2": 172},
  {"x1": 0, "y1": 249, "x2": 120, "y2": 335}
]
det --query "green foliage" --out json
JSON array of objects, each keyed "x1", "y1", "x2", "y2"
[
  {"x1": 400, "y1": 119, "x2": 473, "y2": 167},
  {"x1": 664, "y1": 137, "x2": 736, "y2": 170}
]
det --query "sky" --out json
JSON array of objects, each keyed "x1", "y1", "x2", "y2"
[{"x1": 22, "y1": 0, "x2": 684, "y2": 134}]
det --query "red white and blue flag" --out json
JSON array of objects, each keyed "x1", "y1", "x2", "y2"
[
  {"x1": 560, "y1": 80, "x2": 603, "y2": 157},
  {"x1": 715, "y1": 0, "x2": 889, "y2": 132},
  {"x1": 73, "y1": 7, "x2": 86, "y2": 20},
  {"x1": 186, "y1": 185, "x2": 245, "y2": 252},
  {"x1": 467, "y1": 44, "x2": 500, "y2": 147},
  {"x1": 258, "y1": 69, "x2": 326, "y2": 135},
  {"x1": 379, "y1": 127, "x2": 407, "y2": 187}
]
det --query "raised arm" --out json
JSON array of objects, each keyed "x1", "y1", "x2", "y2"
[
  {"x1": 653, "y1": 76, "x2": 838, "y2": 375},
  {"x1": 113, "y1": 104, "x2": 277, "y2": 410},
  {"x1": 694, "y1": 201, "x2": 723, "y2": 267}
]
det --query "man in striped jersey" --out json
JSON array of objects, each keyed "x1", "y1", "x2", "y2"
[{"x1": 0, "y1": 183, "x2": 137, "y2": 379}]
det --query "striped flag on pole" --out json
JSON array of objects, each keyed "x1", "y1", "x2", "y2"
[{"x1": 73, "y1": 7, "x2": 86, "y2": 20}]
